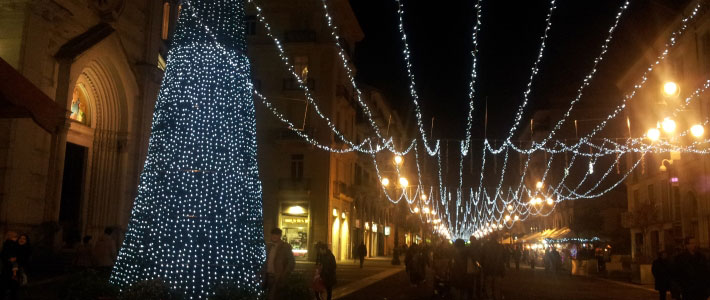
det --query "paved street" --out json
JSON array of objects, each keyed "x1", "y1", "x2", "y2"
[{"x1": 339, "y1": 265, "x2": 657, "y2": 300}]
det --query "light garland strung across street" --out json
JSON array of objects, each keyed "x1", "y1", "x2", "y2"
[{"x1": 187, "y1": 0, "x2": 710, "y2": 240}]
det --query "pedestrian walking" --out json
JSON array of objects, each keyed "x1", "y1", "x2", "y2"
[
  {"x1": 264, "y1": 228, "x2": 295, "y2": 300},
  {"x1": 451, "y1": 239, "x2": 472, "y2": 300},
  {"x1": 92, "y1": 227, "x2": 117, "y2": 275},
  {"x1": 481, "y1": 234, "x2": 505, "y2": 300},
  {"x1": 673, "y1": 239, "x2": 708, "y2": 300},
  {"x1": 530, "y1": 250, "x2": 537, "y2": 270},
  {"x1": 356, "y1": 241, "x2": 367, "y2": 268},
  {"x1": 513, "y1": 245, "x2": 522, "y2": 271},
  {"x1": 74, "y1": 236, "x2": 93, "y2": 268},
  {"x1": 0, "y1": 232, "x2": 19, "y2": 300},
  {"x1": 432, "y1": 241, "x2": 452, "y2": 299},
  {"x1": 469, "y1": 236, "x2": 483, "y2": 300},
  {"x1": 315, "y1": 244, "x2": 336, "y2": 300},
  {"x1": 652, "y1": 251, "x2": 671, "y2": 300}
]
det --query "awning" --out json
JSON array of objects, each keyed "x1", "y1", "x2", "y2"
[
  {"x1": 518, "y1": 227, "x2": 572, "y2": 243},
  {"x1": 0, "y1": 57, "x2": 66, "y2": 134}
]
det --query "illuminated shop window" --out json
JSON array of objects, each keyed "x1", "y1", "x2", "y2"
[{"x1": 70, "y1": 85, "x2": 90, "y2": 125}]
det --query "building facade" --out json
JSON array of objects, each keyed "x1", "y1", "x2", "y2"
[
  {"x1": 0, "y1": 0, "x2": 171, "y2": 247},
  {"x1": 619, "y1": 1, "x2": 710, "y2": 260}
]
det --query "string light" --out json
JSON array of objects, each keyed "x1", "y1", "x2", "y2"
[{"x1": 111, "y1": 0, "x2": 265, "y2": 297}]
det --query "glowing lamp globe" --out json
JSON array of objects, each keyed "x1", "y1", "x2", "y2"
[
  {"x1": 663, "y1": 81, "x2": 679, "y2": 97},
  {"x1": 647, "y1": 128, "x2": 661, "y2": 141},
  {"x1": 691, "y1": 124, "x2": 704, "y2": 138},
  {"x1": 398, "y1": 177, "x2": 409, "y2": 187},
  {"x1": 661, "y1": 118, "x2": 676, "y2": 133},
  {"x1": 394, "y1": 155, "x2": 403, "y2": 165}
]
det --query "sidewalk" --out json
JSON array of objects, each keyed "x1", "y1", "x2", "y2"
[{"x1": 295, "y1": 256, "x2": 404, "y2": 299}]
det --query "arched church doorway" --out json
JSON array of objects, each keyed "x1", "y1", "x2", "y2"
[{"x1": 59, "y1": 84, "x2": 93, "y2": 247}]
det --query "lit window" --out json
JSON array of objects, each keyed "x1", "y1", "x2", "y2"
[
  {"x1": 293, "y1": 56, "x2": 309, "y2": 81},
  {"x1": 70, "y1": 85, "x2": 90, "y2": 125},
  {"x1": 162, "y1": 2, "x2": 170, "y2": 40}
]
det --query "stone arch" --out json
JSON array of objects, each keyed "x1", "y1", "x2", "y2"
[{"x1": 62, "y1": 33, "x2": 139, "y2": 239}]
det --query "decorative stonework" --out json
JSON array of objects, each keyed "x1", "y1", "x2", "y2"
[{"x1": 92, "y1": 0, "x2": 125, "y2": 22}]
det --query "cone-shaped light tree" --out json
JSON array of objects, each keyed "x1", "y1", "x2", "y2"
[{"x1": 110, "y1": 0, "x2": 265, "y2": 297}]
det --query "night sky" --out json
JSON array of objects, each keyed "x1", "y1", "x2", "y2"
[{"x1": 350, "y1": 0, "x2": 690, "y2": 141}]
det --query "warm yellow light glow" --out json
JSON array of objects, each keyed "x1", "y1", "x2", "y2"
[
  {"x1": 661, "y1": 117, "x2": 676, "y2": 133},
  {"x1": 535, "y1": 197, "x2": 543, "y2": 204},
  {"x1": 507, "y1": 204, "x2": 513, "y2": 211},
  {"x1": 341, "y1": 212, "x2": 346, "y2": 219},
  {"x1": 422, "y1": 207, "x2": 430, "y2": 214},
  {"x1": 691, "y1": 124, "x2": 704, "y2": 137},
  {"x1": 332, "y1": 208, "x2": 338, "y2": 217},
  {"x1": 286, "y1": 205, "x2": 307, "y2": 215},
  {"x1": 514, "y1": 215, "x2": 520, "y2": 221},
  {"x1": 421, "y1": 194, "x2": 428, "y2": 201},
  {"x1": 399, "y1": 177, "x2": 409, "y2": 187},
  {"x1": 394, "y1": 155, "x2": 403, "y2": 165},
  {"x1": 546, "y1": 198, "x2": 554, "y2": 205},
  {"x1": 504, "y1": 215, "x2": 511, "y2": 221},
  {"x1": 413, "y1": 207, "x2": 420, "y2": 213},
  {"x1": 536, "y1": 181, "x2": 543, "y2": 189},
  {"x1": 663, "y1": 81, "x2": 679, "y2": 97},
  {"x1": 381, "y1": 177, "x2": 390, "y2": 186},
  {"x1": 647, "y1": 128, "x2": 661, "y2": 141}
]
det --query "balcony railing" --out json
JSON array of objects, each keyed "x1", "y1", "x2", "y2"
[
  {"x1": 284, "y1": 30, "x2": 316, "y2": 43},
  {"x1": 283, "y1": 78, "x2": 315, "y2": 91},
  {"x1": 279, "y1": 178, "x2": 311, "y2": 191}
]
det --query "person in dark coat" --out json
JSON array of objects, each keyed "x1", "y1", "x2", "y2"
[
  {"x1": 513, "y1": 246, "x2": 522, "y2": 271},
  {"x1": 405, "y1": 243, "x2": 418, "y2": 284},
  {"x1": 652, "y1": 251, "x2": 671, "y2": 300},
  {"x1": 451, "y1": 239, "x2": 470, "y2": 299},
  {"x1": 673, "y1": 239, "x2": 708, "y2": 300},
  {"x1": 0, "y1": 232, "x2": 20, "y2": 300},
  {"x1": 481, "y1": 234, "x2": 505, "y2": 300},
  {"x1": 316, "y1": 245, "x2": 337, "y2": 300},
  {"x1": 356, "y1": 242, "x2": 367, "y2": 268}
]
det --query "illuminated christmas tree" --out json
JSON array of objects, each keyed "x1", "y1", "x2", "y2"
[{"x1": 110, "y1": 0, "x2": 265, "y2": 298}]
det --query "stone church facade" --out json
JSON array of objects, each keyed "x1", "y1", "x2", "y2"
[{"x1": 0, "y1": 0, "x2": 173, "y2": 247}]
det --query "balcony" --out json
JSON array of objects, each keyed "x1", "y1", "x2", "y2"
[
  {"x1": 284, "y1": 30, "x2": 316, "y2": 43},
  {"x1": 279, "y1": 178, "x2": 311, "y2": 192},
  {"x1": 276, "y1": 127, "x2": 315, "y2": 141},
  {"x1": 332, "y1": 181, "x2": 353, "y2": 198},
  {"x1": 283, "y1": 78, "x2": 316, "y2": 91}
]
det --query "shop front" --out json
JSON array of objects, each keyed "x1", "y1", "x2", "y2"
[{"x1": 280, "y1": 203, "x2": 310, "y2": 259}]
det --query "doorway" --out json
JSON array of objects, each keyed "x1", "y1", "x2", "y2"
[{"x1": 59, "y1": 142, "x2": 87, "y2": 247}]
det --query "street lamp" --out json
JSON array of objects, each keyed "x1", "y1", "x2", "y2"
[
  {"x1": 663, "y1": 81, "x2": 680, "y2": 97},
  {"x1": 394, "y1": 155, "x2": 403, "y2": 165},
  {"x1": 647, "y1": 128, "x2": 661, "y2": 141},
  {"x1": 661, "y1": 117, "x2": 676, "y2": 133},
  {"x1": 381, "y1": 177, "x2": 390, "y2": 187},
  {"x1": 691, "y1": 124, "x2": 704, "y2": 138}
]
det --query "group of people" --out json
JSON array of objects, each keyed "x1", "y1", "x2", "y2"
[
  {"x1": 404, "y1": 234, "x2": 507, "y2": 300},
  {"x1": 0, "y1": 232, "x2": 30, "y2": 300},
  {"x1": 652, "y1": 239, "x2": 709, "y2": 300},
  {"x1": 263, "y1": 228, "x2": 338, "y2": 300},
  {"x1": 73, "y1": 228, "x2": 118, "y2": 273}
]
